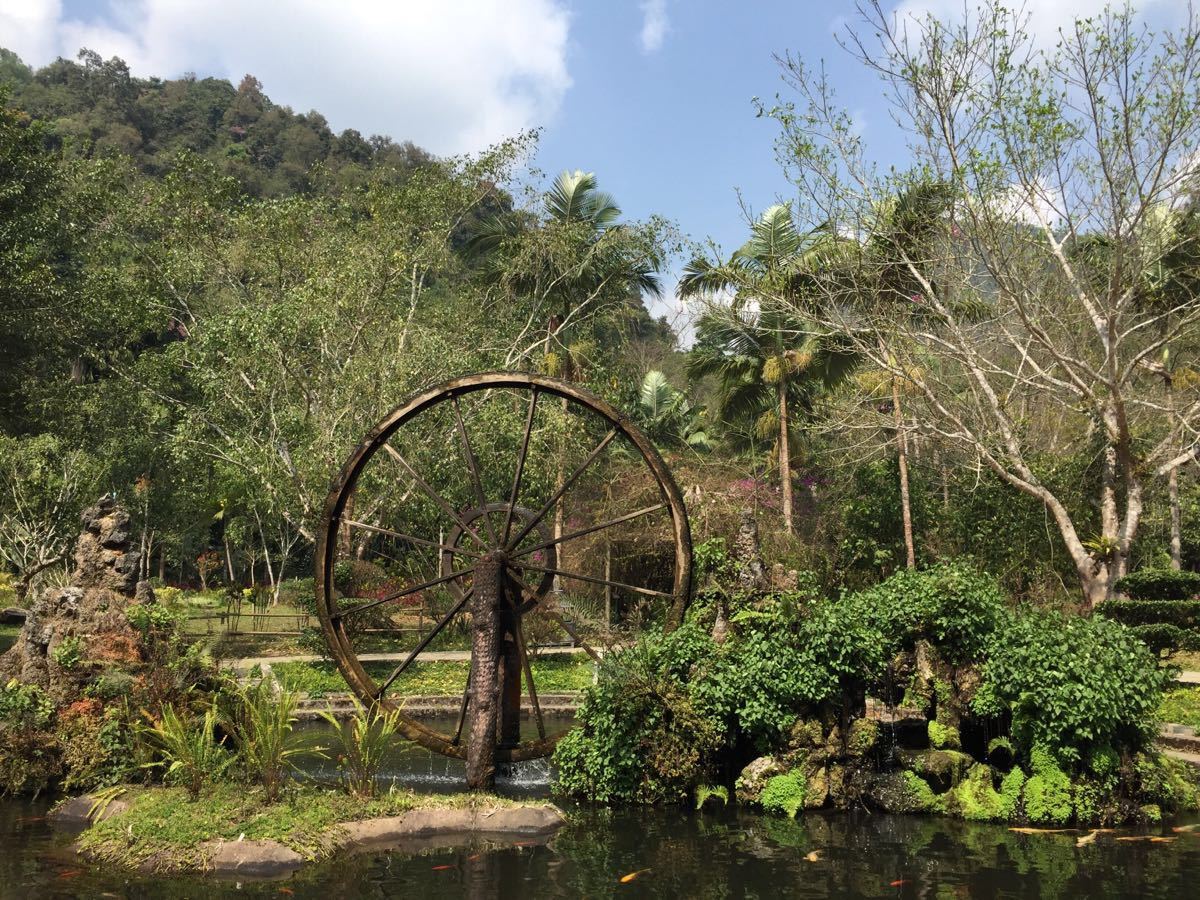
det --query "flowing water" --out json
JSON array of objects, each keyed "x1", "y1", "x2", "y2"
[{"x1": 3, "y1": 719, "x2": 1199, "y2": 899}]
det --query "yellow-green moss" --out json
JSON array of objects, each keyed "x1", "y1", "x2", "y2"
[
  {"x1": 928, "y1": 720, "x2": 961, "y2": 751},
  {"x1": 1023, "y1": 748, "x2": 1073, "y2": 825},
  {"x1": 760, "y1": 772, "x2": 807, "y2": 818},
  {"x1": 847, "y1": 718, "x2": 879, "y2": 757},
  {"x1": 901, "y1": 770, "x2": 942, "y2": 813}
]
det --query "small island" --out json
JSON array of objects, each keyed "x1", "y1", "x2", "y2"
[{"x1": 58, "y1": 785, "x2": 565, "y2": 878}]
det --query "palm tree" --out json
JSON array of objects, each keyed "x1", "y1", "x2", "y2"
[
  {"x1": 680, "y1": 205, "x2": 857, "y2": 532},
  {"x1": 467, "y1": 171, "x2": 665, "y2": 576},
  {"x1": 467, "y1": 170, "x2": 662, "y2": 373},
  {"x1": 635, "y1": 370, "x2": 710, "y2": 451}
]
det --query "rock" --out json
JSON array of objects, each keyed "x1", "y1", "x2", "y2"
[
  {"x1": 0, "y1": 497, "x2": 144, "y2": 700},
  {"x1": 0, "y1": 607, "x2": 26, "y2": 625},
  {"x1": 788, "y1": 718, "x2": 825, "y2": 751},
  {"x1": 805, "y1": 767, "x2": 829, "y2": 808},
  {"x1": 868, "y1": 772, "x2": 931, "y2": 814},
  {"x1": 736, "y1": 756, "x2": 786, "y2": 804},
  {"x1": 733, "y1": 508, "x2": 766, "y2": 592},
  {"x1": 202, "y1": 839, "x2": 304, "y2": 878},
  {"x1": 899, "y1": 748, "x2": 975, "y2": 792},
  {"x1": 339, "y1": 805, "x2": 565, "y2": 849},
  {"x1": 50, "y1": 793, "x2": 131, "y2": 826}
]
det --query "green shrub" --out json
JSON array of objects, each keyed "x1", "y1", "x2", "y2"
[
  {"x1": 973, "y1": 612, "x2": 1168, "y2": 764},
  {"x1": 50, "y1": 635, "x2": 83, "y2": 670},
  {"x1": 1114, "y1": 568, "x2": 1200, "y2": 601},
  {"x1": 760, "y1": 772, "x2": 807, "y2": 818},
  {"x1": 222, "y1": 679, "x2": 315, "y2": 802},
  {"x1": 155, "y1": 586, "x2": 183, "y2": 606},
  {"x1": 318, "y1": 698, "x2": 403, "y2": 798},
  {"x1": 138, "y1": 706, "x2": 232, "y2": 799},
  {"x1": 553, "y1": 621, "x2": 724, "y2": 803}
]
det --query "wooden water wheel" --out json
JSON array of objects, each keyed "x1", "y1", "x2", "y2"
[{"x1": 315, "y1": 372, "x2": 691, "y2": 787}]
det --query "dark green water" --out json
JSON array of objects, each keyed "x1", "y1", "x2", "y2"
[
  {"x1": 4, "y1": 719, "x2": 1199, "y2": 899},
  {"x1": 4, "y1": 798, "x2": 1200, "y2": 899}
]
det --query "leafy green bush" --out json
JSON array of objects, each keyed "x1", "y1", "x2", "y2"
[
  {"x1": 553, "y1": 621, "x2": 724, "y2": 803},
  {"x1": 973, "y1": 612, "x2": 1168, "y2": 765},
  {"x1": 1098, "y1": 600, "x2": 1200, "y2": 627},
  {"x1": 1114, "y1": 568, "x2": 1200, "y2": 601}
]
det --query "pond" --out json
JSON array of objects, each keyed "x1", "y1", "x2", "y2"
[{"x1": 3, "y1": 719, "x2": 1199, "y2": 899}]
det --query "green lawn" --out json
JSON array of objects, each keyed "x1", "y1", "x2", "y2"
[
  {"x1": 1159, "y1": 686, "x2": 1200, "y2": 729},
  {"x1": 267, "y1": 654, "x2": 593, "y2": 696}
]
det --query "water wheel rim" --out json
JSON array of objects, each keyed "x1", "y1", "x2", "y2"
[{"x1": 315, "y1": 371, "x2": 692, "y2": 762}]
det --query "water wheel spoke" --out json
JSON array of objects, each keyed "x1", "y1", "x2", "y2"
[
  {"x1": 507, "y1": 572, "x2": 602, "y2": 663},
  {"x1": 509, "y1": 503, "x2": 667, "y2": 558},
  {"x1": 382, "y1": 443, "x2": 488, "y2": 547},
  {"x1": 512, "y1": 613, "x2": 546, "y2": 740},
  {"x1": 451, "y1": 659, "x2": 471, "y2": 746},
  {"x1": 515, "y1": 562, "x2": 673, "y2": 599},
  {"x1": 451, "y1": 395, "x2": 498, "y2": 547},
  {"x1": 505, "y1": 428, "x2": 618, "y2": 551},
  {"x1": 501, "y1": 387, "x2": 539, "y2": 546},
  {"x1": 337, "y1": 565, "x2": 474, "y2": 620},
  {"x1": 343, "y1": 518, "x2": 484, "y2": 558},
  {"x1": 375, "y1": 586, "x2": 474, "y2": 697}
]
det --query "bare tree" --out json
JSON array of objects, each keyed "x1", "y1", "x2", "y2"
[{"x1": 767, "y1": 2, "x2": 1200, "y2": 605}]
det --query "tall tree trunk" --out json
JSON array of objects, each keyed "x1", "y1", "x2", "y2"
[
  {"x1": 223, "y1": 537, "x2": 236, "y2": 584},
  {"x1": 1170, "y1": 464, "x2": 1183, "y2": 571},
  {"x1": 778, "y1": 384, "x2": 793, "y2": 534},
  {"x1": 891, "y1": 372, "x2": 916, "y2": 570}
]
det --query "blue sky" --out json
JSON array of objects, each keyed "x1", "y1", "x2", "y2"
[{"x1": 1, "y1": 1, "x2": 1189, "y2": 327}]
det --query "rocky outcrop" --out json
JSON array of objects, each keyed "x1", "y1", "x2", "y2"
[{"x1": 0, "y1": 497, "x2": 151, "y2": 702}]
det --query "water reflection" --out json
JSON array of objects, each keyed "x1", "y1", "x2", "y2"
[{"x1": 3, "y1": 723, "x2": 1200, "y2": 899}]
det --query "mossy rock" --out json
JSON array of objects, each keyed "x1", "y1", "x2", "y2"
[
  {"x1": 1134, "y1": 752, "x2": 1200, "y2": 812},
  {"x1": 899, "y1": 749, "x2": 974, "y2": 791},
  {"x1": 946, "y1": 764, "x2": 1021, "y2": 822},
  {"x1": 868, "y1": 772, "x2": 933, "y2": 814},
  {"x1": 805, "y1": 766, "x2": 829, "y2": 809},
  {"x1": 788, "y1": 718, "x2": 825, "y2": 750},
  {"x1": 927, "y1": 720, "x2": 961, "y2": 751},
  {"x1": 735, "y1": 756, "x2": 786, "y2": 805},
  {"x1": 847, "y1": 718, "x2": 879, "y2": 758}
]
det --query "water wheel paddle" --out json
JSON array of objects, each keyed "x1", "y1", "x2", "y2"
[{"x1": 315, "y1": 372, "x2": 692, "y2": 787}]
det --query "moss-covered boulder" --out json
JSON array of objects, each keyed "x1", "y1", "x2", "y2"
[
  {"x1": 735, "y1": 756, "x2": 786, "y2": 805},
  {"x1": 899, "y1": 748, "x2": 974, "y2": 792}
]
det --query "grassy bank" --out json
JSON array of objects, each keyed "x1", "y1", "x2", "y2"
[
  {"x1": 267, "y1": 653, "x2": 594, "y2": 696},
  {"x1": 74, "y1": 783, "x2": 530, "y2": 872}
]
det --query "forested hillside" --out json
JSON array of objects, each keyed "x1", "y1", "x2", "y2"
[{"x1": 0, "y1": 47, "x2": 435, "y2": 196}]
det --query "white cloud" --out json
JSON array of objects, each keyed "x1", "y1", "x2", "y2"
[
  {"x1": 639, "y1": 0, "x2": 668, "y2": 53},
  {"x1": 0, "y1": 0, "x2": 572, "y2": 156}
]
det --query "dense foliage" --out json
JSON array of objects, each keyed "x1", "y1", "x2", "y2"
[{"x1": 554, "y1": 564, "x2": 1186, "y2": 824}]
